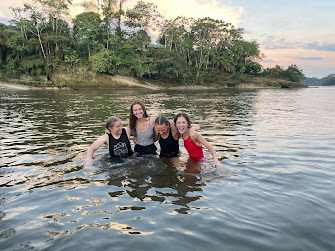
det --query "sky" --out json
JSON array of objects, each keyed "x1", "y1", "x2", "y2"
[{"x1": 1, "y1": 0, "x2": 334, "y2": 78}]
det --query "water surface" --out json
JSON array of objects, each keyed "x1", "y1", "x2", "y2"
[{"x1": 1, "y1": 87, "x2": 335, "y2": 250}]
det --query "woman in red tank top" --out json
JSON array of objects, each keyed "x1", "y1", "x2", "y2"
[{"x1": 174, "y1": 113, "x2": 225, "y2": 168}]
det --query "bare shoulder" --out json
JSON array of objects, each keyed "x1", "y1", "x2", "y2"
[{"x1": 150, "y1": 116, "x2": 156, "y2": 127}]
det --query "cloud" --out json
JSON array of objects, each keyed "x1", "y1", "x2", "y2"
[
  {"x1": 261, "y1": 59, "x2": 276, "y2": 63},
  {"x1": 287, "y1": 57, "x2": 324, "y2": 61},
  {"x1": 153, "y1": 0, "x2": 243, "y2": 26},
  {"x1": 305, "y1": 42, "x2": 335, "y2": 52},
  {"x1": 258, "y1": 35, "x2": 298, "y2": 50}
]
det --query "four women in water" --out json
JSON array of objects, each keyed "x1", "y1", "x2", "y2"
[{"x1": 87, "y1": 100, "x2": 225, "y2": 168}]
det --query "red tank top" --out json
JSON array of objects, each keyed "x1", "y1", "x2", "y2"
[{"x1": 183, "y1": 136, "x2": 204, "y2": 161}]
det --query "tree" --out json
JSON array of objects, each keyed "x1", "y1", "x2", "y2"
[
  {"x1": 284, "y1": 64, "x2": 304, "y2": 82},
  {"x1": 0, "y1": 23, "x2": 16, "y2": 64},
  {"x1": 11, "y1": 2, "x2": 48, "y2": 60},
  {"x1": 190, "y1": 17, "x2": 234, "y2": 78},
  {"x1": 89, "y1": 48, "x2": 120, "y2": 74},
  {"x1": 125, "y1": 1, "x2": 161, "y2": 34},
  {"x1": 322, "y1": 74, "x2": 335, "y2": 86},
  {"x1": 73, "y1": 12, "x2": 103, "y2": 57}
]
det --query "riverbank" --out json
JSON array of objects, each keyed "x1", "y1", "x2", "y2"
[{"x1": 0, "y1": 72, "x2": 307, "y2": 90}]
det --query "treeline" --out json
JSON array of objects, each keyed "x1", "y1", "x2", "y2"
[
  {"x1": 0, "y1": 0, "x2": 304, "y2": 85},
  {"x1": 301, "y1": 74, "x2": 335, "y2": 86}
]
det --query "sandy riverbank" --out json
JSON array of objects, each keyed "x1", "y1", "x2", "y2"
[
  {"x1": 0, "y1": 73, "x2": 307, "y2": 90},
  {"x1": 0, "y1": 82, "x2": 40, "y2": 90}
]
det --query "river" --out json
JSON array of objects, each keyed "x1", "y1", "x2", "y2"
[{"x1": 1, "y1": 86, "x2": 335, "y2": 250}]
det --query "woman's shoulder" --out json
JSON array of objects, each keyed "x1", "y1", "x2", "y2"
[
  {"x1": 98, "y1": 133, "x2": 109, "y2": 144},
  {"x1": 149, "y1": 116, "x2": 155, "y2": 126}
]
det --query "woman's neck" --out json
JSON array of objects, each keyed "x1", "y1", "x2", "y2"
[
  {"x1": 112, "y1": 131, "x2": 121, "y2": 139},
  {"x1": 182, "y1": 129, "x2": 190, "y2": 138},
  {"x1": 160, "y1": 127, "x2": 170, "y2": 138},
  {"x1": 137, "y1": 116, "x2": 147, "y2": 123}
]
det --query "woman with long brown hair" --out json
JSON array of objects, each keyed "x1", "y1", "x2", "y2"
[{"x1": 128, "y1": 100, "x2": 157, "y2": 155}]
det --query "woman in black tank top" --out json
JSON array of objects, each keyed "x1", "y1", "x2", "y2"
[
  {"x1": 155, "y1": 116, "x2": 180, "y2": 157},
  {"x1": 154, "y1": 115, "x2": 201, "y2": 158},
  {"x1": 87, "y1": 116, "x2": 133, "y2": 163}
]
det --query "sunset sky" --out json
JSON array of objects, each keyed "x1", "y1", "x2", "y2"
[{"x1": 1, "y1": 0, "x2": 334, "y2": 78}]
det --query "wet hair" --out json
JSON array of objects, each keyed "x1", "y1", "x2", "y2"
[
  {"x1": 129, "y1": 100, "x2": 149, "y2": 136},
  {"x1": 155, "y1": 115, "x2": 170, "y2": 126},
  {"x1": 106, "y1": 116, "x2": 121, "y2": 131},
  {"x1": 174, "y1": 113, "x2": 192, "y2": 128}
]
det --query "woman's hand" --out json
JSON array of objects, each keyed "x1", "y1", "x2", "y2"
[
  {"x1": 214, "y1": 160, "x2": 225, "y2": 169},
  {"x1": 85, "y1": 157, "x2": 94, "y2": 167}
]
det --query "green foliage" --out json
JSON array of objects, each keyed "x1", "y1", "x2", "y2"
[
  {"x1": 73, "y1": 12, "x2": 103, "y2": 57},
  {"x1": 89, "y1": 49, "x2": 120, "y2": 74},
  {"x1": 230, "y1": 72, "x2": 251, "y2": 82},
  {"x1": 284, "y1": 65, "x2": 304, "y2": 82},
  {"x1": 6, "y1": 32, "x2": 35, "y2": 56},
  {"x1": 20, "y1": 56, "x2": 45, "y2": 75},
  {"x1": 261, "y1": 64, "x2": 304, "y2": 82},
  {"x1": 152, "y1": 48, "x2": 191, "y2": 82},
  {"x1": 3, "y1": 58, "x2": 20, "y2": 77},
  {"x1": 3, "y1": 1, "x2": 306, "y2": 86},
  {"x1": 322, "y1": 74, "x2": 335, "y2": 86},
  {"x1": 244, "y1": 61, "x2": 262, "y2": 75}
]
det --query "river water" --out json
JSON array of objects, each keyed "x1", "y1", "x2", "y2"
[{"x1": 1, "y1": 86, "x2": 335, "y2": 250}]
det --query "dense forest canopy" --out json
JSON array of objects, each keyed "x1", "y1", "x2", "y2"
[{"x1": 0, "y1": 0, "x2": 309, "y2": 85}]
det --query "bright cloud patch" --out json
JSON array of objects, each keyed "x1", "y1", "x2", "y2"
[
  {"x1": 69, "y1": 0, "x2": 85, "y2": 18},
  {"x1": 154, "y1": 0, "x2": 243, "y2": 26}
]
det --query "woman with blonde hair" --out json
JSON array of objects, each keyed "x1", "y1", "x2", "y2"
[{"x1": 87, "y1": 116, "x2": 133, "y2": 160}]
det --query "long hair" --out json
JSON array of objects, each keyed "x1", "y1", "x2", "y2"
[
  {"x1": 173, "y1": 113, "x2": 192, "y2": 128},
  {"x1": 129, "y1": 100, "x2": 148, "y2": 136}
]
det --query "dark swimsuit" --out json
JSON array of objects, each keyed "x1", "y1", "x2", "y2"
[
  {"x1": 108, "y1": 128, "x2": 133, "y2": 157},
  {"x1": 159, "y1": 129, "x2": 180, "y2": 158}
]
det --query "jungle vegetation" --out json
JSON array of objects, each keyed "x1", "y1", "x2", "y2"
[{"x1": 0, "y1": 0, "x2": 305, "y2": 86}]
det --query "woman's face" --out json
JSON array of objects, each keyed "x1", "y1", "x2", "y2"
[
  {"x1": 110, "y1": 120, "x2": 123, "y2": 135},
  {"x1": 176, "y1": 116, "x2": 188, "y2": 134},
  {"x1": 156, "y1": 124, "x2": 169, "y2": 135},
  {"x1": 132, "y1": 104, "x2": 144, "y2": 119}
]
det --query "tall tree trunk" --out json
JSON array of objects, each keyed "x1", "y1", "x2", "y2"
[{"x1": 36, "y1": 28, "x2": 46, "y2": 60}]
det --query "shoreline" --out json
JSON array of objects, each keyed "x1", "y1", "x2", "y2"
[{"x1": 0, "y1": 74, "x2": 308, "y2": 90}]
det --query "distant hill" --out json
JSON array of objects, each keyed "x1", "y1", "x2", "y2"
[{"x1": 301, "y1": 74, "x2": 335, "y2": 86}]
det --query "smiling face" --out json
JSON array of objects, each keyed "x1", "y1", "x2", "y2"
[
  {"x1": 156, "y1": 124, "x2": 169, "y2": 135},
  {"x1": 132, "y1": 104, "x2": 144, "y2": 119},
  {"x1": 109, "y1": 119, "x2": 123, "y2": 136},
  {"x1": 175, "y1": 116, "x2": 189, "y2": 134}
]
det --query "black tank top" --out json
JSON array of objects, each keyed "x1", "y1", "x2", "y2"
[
  {"x1": 158, "y1": 128, "x2": 180, "y2": 157},
  {"x1": 108, "y1": 128, "x2": 133, "y2": 157}
]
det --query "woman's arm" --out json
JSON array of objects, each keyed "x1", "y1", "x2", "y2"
[
  {"x1": 87, "y1": 134, "x2": 108, "y2": 159},
  {"x1": 189, "y1": 124, "x2": 200, "y2": 141},
  {"x1": 196, "y1": 133, "x2": 225, "y2": 168},
  {"x1": 125, "y1": 127, "x2": 131, "y2": 139},
  {"x1": 150, "y1": 117, "x2": 158, "y2": 141}
]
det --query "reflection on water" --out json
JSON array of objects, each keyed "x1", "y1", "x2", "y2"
[{"x1": 1, "y1": 87, "x2": 335, "y2": 250}]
